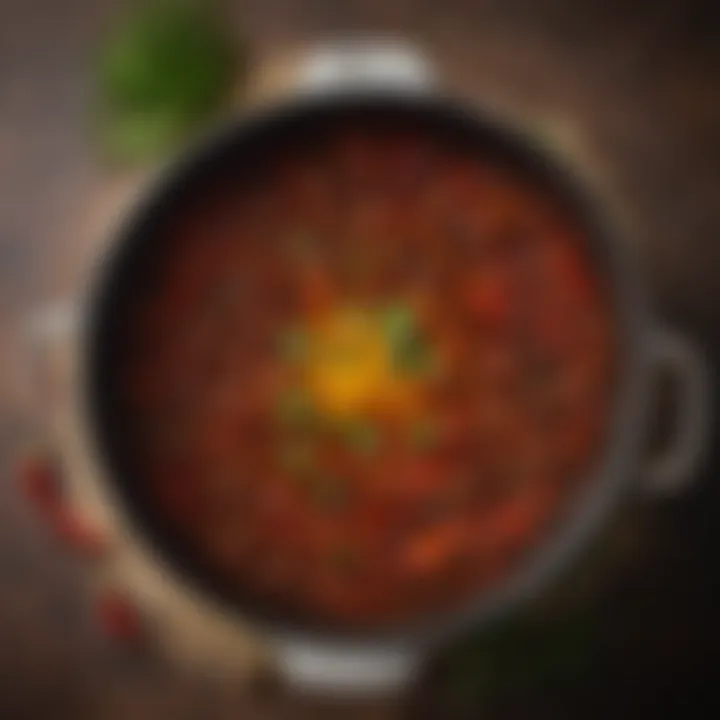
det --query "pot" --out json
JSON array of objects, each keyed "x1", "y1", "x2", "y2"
[{"x1": 32, "y1": 41, "x2": 711, "y2": 695}]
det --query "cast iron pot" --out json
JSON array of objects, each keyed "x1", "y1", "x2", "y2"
[{"x1": 78, "y1": 43, "x2": 710, "y2": 694}]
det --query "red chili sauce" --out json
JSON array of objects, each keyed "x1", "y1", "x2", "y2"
[{"x1": 113, "y1": 124, "x2": 614, "y2": 628}]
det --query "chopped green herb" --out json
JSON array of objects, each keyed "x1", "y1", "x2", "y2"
[
  {"x1": 307, "y1": 474, "x2": 349, "y2": 511},
  {"x1": 409, "y1": 417, "x2": 438, "y2": 451},
  {"x1": 379, "y1": 303, "x2": 435, "y2": 377},
  {"x1": 278, "y1": 326, "x2": 310, "y2": 364},
  {"x1": 279, "y1": 440, "x2": 315, "y2": 475},
  {"x1": 394, "y1": 333, "x2": 436, "y2": 376},
  {"x1": 379, "y1": 303, "x2": 418, "y2": 348},
  {"x1": 275, "y1": 388, "x2": 315, "y2": 429},
  {"x1": 342, "y1": 419, "x2": 380, "y2": 457}
]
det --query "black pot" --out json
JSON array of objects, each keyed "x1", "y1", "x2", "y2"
[{"x1": 79, "y1": 42, "x2": 710, "y2": 694}]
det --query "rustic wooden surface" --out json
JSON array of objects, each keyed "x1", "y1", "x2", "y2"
[{"x1": 1, "y1": 1, "x2": 719, "y2": 718}]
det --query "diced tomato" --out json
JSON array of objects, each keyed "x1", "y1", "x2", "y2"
[
  {"x1": 475, "y1": 492, "x2": 550, "y2": 548},
  {"x1": 462, "y1": 270, "x2": 513, "y2": 326},
  {"x1": 395, "y1": 457, "x2": 446, "y2": 495},
  {"x1": 399, "y1": 522, "x2": 468, "y2": 574}
]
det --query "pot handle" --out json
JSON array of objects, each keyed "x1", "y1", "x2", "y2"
[
  {"x1": 642, "y1": 325, "x2": 711, "y2": 496},
  {"x1": 275, "y1": 640, "x2": 420, "y2": 697},
  {"x1": 293, "y1": 38, "x2": 437, "y2": 95}
]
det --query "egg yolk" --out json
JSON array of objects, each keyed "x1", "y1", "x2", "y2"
[{"x1": 304, "y1": 307, "x2": 423, "y2": 418}]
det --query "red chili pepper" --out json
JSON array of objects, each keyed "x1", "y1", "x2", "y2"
[
  {"x1": 18, "y1": 451, "x2": 108, "y2": 558},
  {"x1": 52, "y1": 510, "x2": 108, "y2": 558},
  {"x1": 17, "y1": 452, "x2": 64, "y2": 516},
  {"x1": 95, "y1": 590, "x2": 143, "y2": 642}
]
